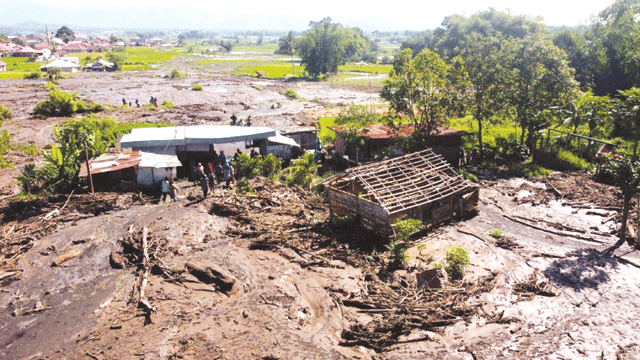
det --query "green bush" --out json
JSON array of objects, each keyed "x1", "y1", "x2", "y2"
[
  {"x1": 386, "y1": 240, "x2": 409, "y2": 265},
  {"x1": 0, "y1": 104, "x2": 12, "y2": 122},
  {"x1": 161, "y1": 100, "x2": 173, "y2": 108},
  {"x1": 24, "y1": 71, "x2": 42, "y2": 80},
  {"x1": 192, "y1": 84, "x2": 203, "y2": 91},
  {"x1": 235, "y1": 179, "x2": 255, "y2": 194},
  {"x1": 169, "y1": 69, "x2": 184, "y2": 79},
  {"x1": 445, "y1": 246, "x2": 470, "y2": 281},
  {"x1": 284, "y1": 89, "x2": 299, "y2": 99},
  {"x1": 394, "y1": 218, "x2": 424, "y2": 241},
  {"x1": 286, "y1": 152, "x2": 318, "y2": 189},
  {"x1": 233, "y1": 153, "x2": 283, "y2": 181},
  {"x1": 489, "y1": 229, "x2": 503, "y2": 239},
  {"x1": 457, "y1": 168, "x2": 478, "y2": 183},
  {"x1": 16, "y1": 143, "x2": 38, "y2": 156},
  {"x1": 259, "y1": 154, "x2": 282, "y2": 180},
  {"x1": 33, "y1": 86, "x2": 105, "y2": 117}
]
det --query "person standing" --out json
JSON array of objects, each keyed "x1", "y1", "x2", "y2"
[
  {"x1": 200, "y1": 174, "x2": 209, "y2": 199},
  {"x1": 170, "y1": 180, "x2": 179, "y2": 202},
  {"x1": 230, "y1": 114, "x2": 237, "y2": 126},
  {"x1": 160, "y1": 177, "x2": 171, "y2": 203}
]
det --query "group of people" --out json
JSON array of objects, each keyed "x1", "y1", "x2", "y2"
[
  {"x1": 191, "y1": 150, "x2": 237, "y2": 199},
  {"x1": 230, "y1": 114, "x2": 252, "y2": 127},
  {"x1": 121, "y1": 98, "x2": 142, "y2": 107}
]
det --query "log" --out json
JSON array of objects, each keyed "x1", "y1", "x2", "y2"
[
  {"x1": 602, "y1": 212, "x2": 617, "y2": 224},
  {"x1": 138, "y1": 227, "x2": 156, "y2": 313},
  {"x1": 185, "y1": 262, "x2": 237, "y2": 294},
  {"x1": 52, "y1": 248, "x2": 82, "y2": 266}
]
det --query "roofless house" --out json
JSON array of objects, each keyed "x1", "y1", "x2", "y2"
[{"x1": 328, "y1": 150, "x2": 479, "y2": 237}]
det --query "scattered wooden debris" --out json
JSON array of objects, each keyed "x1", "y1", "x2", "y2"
[
  {"x1": 185, "y1": 262, "x2": 237, "y2": 294},
  {"x1": 51, "y1": 248, "x2": 82, "y2": 267}
]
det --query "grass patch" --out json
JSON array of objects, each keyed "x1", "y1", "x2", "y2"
[
  {"x1": 1, "y1": 57, "x2": 42, "y2": 72},
  {"x1": 192, "y1": 84, "x2": 204, "y2": 91},
  {"x1": 536, "y1": 147, "x2": 591, "y2": 171},
  {"x1": 340, "y1": 63, "x2": 392, "y2": 74},
  {"x1": 506, "y1": 163, "x2": 551, "y2": 178},
  {"x1": 317, "y1": 117, "x2": 337, "y2": 143}
]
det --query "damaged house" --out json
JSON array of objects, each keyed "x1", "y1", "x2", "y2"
[
  {"x1": 328, "y1": 149, "x2": 479, "y2": 237},
  {"x1": 78, "y1": 151, "x2": 182, "y2": 190},
  {"x1": 329, "y1": 123, "x2": 469, "y2": 165}
]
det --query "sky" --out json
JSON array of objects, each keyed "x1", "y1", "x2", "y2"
[{"x1": 1, "y1": 0, "x2": 618, "y2": 31}]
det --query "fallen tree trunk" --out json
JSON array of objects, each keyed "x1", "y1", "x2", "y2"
[
  {"x1": 186, "y1": 262, "x2": 237, "y2": 294},
  {"x1": 52, "y1": 248, "x2": 82, "y2": 267},
  {"x1": 138, "y1": 227, "x2": 155, "y2": 312}
]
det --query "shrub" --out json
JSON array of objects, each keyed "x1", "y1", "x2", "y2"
[
  {"x1": 24, "y1": 71, "x2": 42, "y2": 80},
  {"x1": 192, "y1": 84, "x2": 203, "y2": 91},
  {"x1": 259, "y1": 154, "x2": 282, "y2": 180},
  {"x1": 445, "y1": 246, "x2": 470, "y2": 281},
  {"x1": 16, "y1": 143, "x2": 38, "y2": 156},
  {"x1": 161, "y1": 100, "x2": 173, "y2": 108},
  {"x1": 489, "y1": 229, "x2": 503, "y2": 239},
  {"x1": 33, "y1": 86, "x2": 105, "y2": 117},
  {"x1": 284, "y1": 89, "x2": 299, "y2": 99},
  {"x1": 386, "y1": 240, "x2": 409, "y2": 265},
  {"x1": 169, "y1": 69, "x2": 183, "y2": 79},
  {"x1": 457, "y1": 168, "x2": 478, "y2": 183},
  {"x1": 0, "y1": 104, "x2": 12, "y2": 122},
  {"x1": 286, "y1": 152, "x2": 318, "y2": 189},
  {"x1": 394, "y1": 218, "x2": 424, "y2": 241}
]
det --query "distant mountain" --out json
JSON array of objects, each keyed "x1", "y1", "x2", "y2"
[{"x1": 0, "y1": 0, "x2": 397, "y2": 32}]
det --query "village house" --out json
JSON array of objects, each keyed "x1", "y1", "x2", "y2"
[
  {"x1": 11, "y1": 46, "x2": 37, "y2": 58},
  {"x1": 329, "y1": 123, "x2": 470, "y2": 166},
  {"x1": 327, "y1": 149, "x2": 479, "y2": 237},
  {"x1": 78, "y1": 151, "x2": 182, "y2": 190},
  {"x1": 40, "y1": 58, "x2": 82, "y2": 73},
  {"x1": 86, "y1": 58, "x2": 116, "y2": 71},
  {"x1": 120, "y1": 125, "x2": 299, "y2": 178}
]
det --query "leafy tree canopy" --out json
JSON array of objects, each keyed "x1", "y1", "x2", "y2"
[
  {"x1": 55, "y1": 26, "x2": 74, "y2": 43},
  {"x1": 295, "y1": 17, "x2": 376, "y2": 77}
]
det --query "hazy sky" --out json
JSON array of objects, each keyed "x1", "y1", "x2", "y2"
[{"x1": 2, "y1": 0, "x2": 617, "y2": 31}]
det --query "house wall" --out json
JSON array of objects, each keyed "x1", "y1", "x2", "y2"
[
  {"x1": 329, "y1": 187, "x2": 390, "y2": 236},
  {"x1": 137, "y1": 167, "x2": 176, "y2": 187}
]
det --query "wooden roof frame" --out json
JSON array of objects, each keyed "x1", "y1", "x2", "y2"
[{"x1": 330, "y1": 149, "x2": 476, "y2": 215}]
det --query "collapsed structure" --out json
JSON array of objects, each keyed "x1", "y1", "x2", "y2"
[{"x1": 328, "y1": 149, "x2": 479, "y2": 237}]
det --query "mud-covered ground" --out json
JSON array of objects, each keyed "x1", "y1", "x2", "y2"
[
  {"x1": 0, "y1": 71, "x2": 380, "y2": 196},
  {"x1": 3, "y1": 68, "x2": 640, "y2": 359},
  {"x1": 1, "y1": 170, "x2": 640, "y2": 359}
]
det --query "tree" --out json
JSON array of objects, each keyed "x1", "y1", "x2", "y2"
[
  {"x1": 616, "y1": 88, "x2": 640, "y2": 158},
  {"x1": 381, "y1": 48, "x2": 469, "y2": 136},
  {"x1": 603, "y1": 155, "x2": 640, "y2": 246},
  {"x1": 295, "y1": 18, "x2": 374, "y2": 77},
  {"x1": 55, "y1": 26, "x2": 74, "y2": 43},
  {"x1": 106, "y1": 51, "x2": 124, "y2": 71},
  {"x1": 275, "y1": 31, "x2": 295, "y2": 55},
  {"x1": 462, "y1": 35, "x2": 511, "y2": 158},
  {"x1": 503, "y1": 36, "x2": 578, "y2": 158},
  {"x1": 573, "y1": 91, "x2": 613, "y2": 138},
  {"x1": 295, "y1": 18, "x2": 347, "y2": 77}
]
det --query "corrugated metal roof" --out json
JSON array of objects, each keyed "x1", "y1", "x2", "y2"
[
  {"x1": 120, "y1": 125, "x2": 276, "y2": 148},
  {"x1": 79, "y1": 151, "x2": 182, "y2": 177},
  {"x1": 328, "y1": 124, "x2": 468, "y2": 140}
]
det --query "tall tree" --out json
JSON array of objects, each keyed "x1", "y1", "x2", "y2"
[
  {"x1": 275, "y1": 31, "x2": 295, "y2": 55},
  {"x1": 462, "y1": 35, "x2": 510, "y2": 158},
  {"x1": 381, "y1": 48, "x2": 469, "y2": 136},
  {"x1": 295, "y1": 18, "x2": 374, "y2": 77},
  {"x1": 503, "y1": 36, "x2": 578, "y2": 157},
  {"x1": 55, "y1": 26, "x2": 74, "y2": 43}
]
